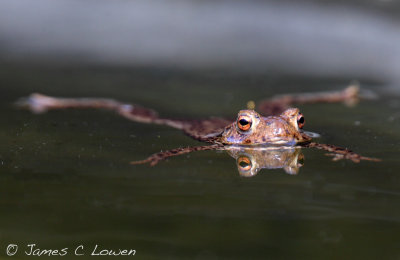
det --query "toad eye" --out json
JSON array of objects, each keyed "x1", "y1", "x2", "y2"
[
  {"x1": 237, "y1": 115, "x2": 252, "y2": 131},
  {"x1": 237, "y1": 156, "x2": 252, "y2": 171},
  {"x1": 297, "y1": 113, "x2": 305, "y2": 129}
]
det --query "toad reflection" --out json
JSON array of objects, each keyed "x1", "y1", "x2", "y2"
[{"x1": 227, "y1": 147, "x2": 305, "y2": 177}]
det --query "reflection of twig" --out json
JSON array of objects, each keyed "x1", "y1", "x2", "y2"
[
  {"x1": 131, "y1": 141, "x2": 380, "y2": 167},
  {"x1": 305, "y1": 142, "x2": 381, "y2": 163},
  {"x1": 130, "y1": 144, "x2": 223, "y2": 166}
]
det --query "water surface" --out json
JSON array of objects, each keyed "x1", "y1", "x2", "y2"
[{"x1": 1, "y1": 64, "x2": 399, "y2": 259}]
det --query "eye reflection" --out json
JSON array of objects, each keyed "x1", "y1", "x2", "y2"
[{"x1": 237, "y1": 156, "x2": 252, "y2": 171}]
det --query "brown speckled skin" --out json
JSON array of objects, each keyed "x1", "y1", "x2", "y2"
[{"x1": 218, "y1": 108, "x2": 311, "y2": 146}]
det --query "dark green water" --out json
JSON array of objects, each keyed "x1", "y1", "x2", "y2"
[{"x1": 1, "y1": 64, "x2": 399, "y2": 259}]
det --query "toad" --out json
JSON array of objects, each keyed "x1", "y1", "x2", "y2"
[{"x1": 17, "y1": 84, "x2": 380, "y2": 171}]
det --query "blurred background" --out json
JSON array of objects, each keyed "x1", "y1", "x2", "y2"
[
  {"x1": 1, "y1": 0, "x2": 400, "y2": 259},
  {"x1": 0, "y1": 0, "x2": 400, "y2": 85}
]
